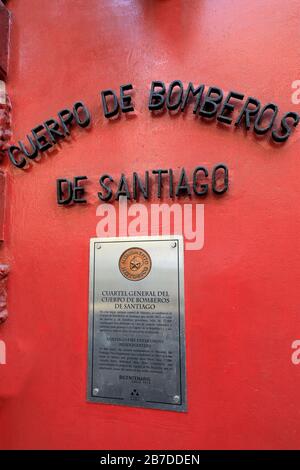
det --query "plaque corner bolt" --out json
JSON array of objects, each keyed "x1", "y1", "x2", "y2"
[
  {"x1": 93, "y1": 387, "x2": 99, "y2": 395},
  {"x1": 173, "y1": 395, "x2": 180, "y2": 403},
  {"x1": 171, "y1": 242, "x2": 177, "y2": 248},
  {"x1": 96, "y1": 244, "x2": 101, "y2": 249}
]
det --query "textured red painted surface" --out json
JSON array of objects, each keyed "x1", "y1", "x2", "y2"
[
  {"x1": 0, "y1": 170, "x2": 7, "y2": 241},
  {"x1": 0, "y1": 1, "x2": 10, "y2": 81},
  {"x1": 0, "y1": 263, "x2": 9, "y2": 323},
  {"x1": 0, "y1": 0, "x2": 300, "y2": 450},
  {"x1": 0, "y1": 95, "x2": 12, "y2": 159}
]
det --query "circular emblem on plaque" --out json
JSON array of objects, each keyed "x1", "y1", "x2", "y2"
[{"x1": 119, "y1": 247, "x2": 152, "y2": 281}]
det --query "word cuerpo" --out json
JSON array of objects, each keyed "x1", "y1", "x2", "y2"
[
  {"x1": 7, "y1": 81, "x2": 300, "y2": 169},
  {"x1": 8, "y1": 101, "x2": 91, "y2": 168}
]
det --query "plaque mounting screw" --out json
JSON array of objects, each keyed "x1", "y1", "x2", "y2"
[
  {"x1": 96, "y1": 244, "x2": 101, "y2": 249},
  {"x1": 93, "y1": 387, "x2": 99, "y2": 395},
  {"x1": 173, "y1": 395, "x2": 180, "y2": 403},
  {"x1": 171, "y1": 242, "x2": 177, "y2": 248}
]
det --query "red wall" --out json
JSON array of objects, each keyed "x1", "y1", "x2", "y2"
[
  {"x1": 0, "y1": 0, "x2": 300, "y2": 449},
  {"x1": 0, "y1": 1, "x2": 10, "y2": 81}
]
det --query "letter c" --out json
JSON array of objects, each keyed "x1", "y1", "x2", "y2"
[{"x1": 8, "y1": 145, "x2": 27, "y2": 169}]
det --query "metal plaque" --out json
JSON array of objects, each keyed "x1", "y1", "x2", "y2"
[{"x1": 87, "y1": 235, "x2": 187, "y2": 411}]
